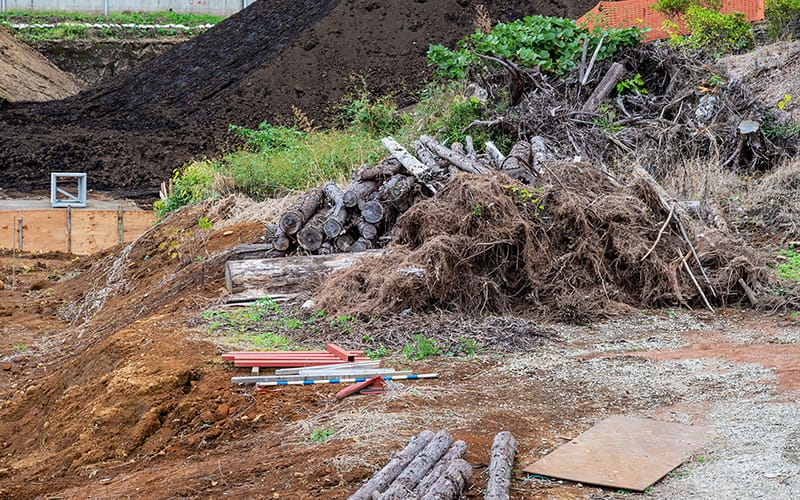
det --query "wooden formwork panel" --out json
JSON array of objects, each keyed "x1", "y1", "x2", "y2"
[
  {"x1": 0, "y1": 208, "x2": 155, "y2": 255},
  {"x1": 69, "y1": 210, "x2": 122, "y2": 255},
  {"x1": 122, "y1": 210, "x2": 155, "y2": 242},
  {"x1": 0, "y1": 211, "x2": 68, "y2": 253}
]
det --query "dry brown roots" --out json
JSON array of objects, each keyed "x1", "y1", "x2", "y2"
[{"x1": 315, "y1": 165, "x2": 769, "y2": 322}]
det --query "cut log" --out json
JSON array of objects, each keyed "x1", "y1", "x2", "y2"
[
  {"x1": 582, "y1": 62, "x2": 626, "y2": 113},
  {"x1": 335, "y1": 234, "x2": 355, "y2": 252},
  {"x1": 413, "y1": 140, "x2": 439, "y2": 170},
  {"x1": 416, "y1": 440, "x2": 468, "y2": 493},
  {"x1": 323, "y1": 206, "x2": 349, "y2": 239},
  {"x1": 360, "y1": 199, "x2": 385, "y2": 224},
  {"x1": 318, "y1": 241, "x2": 334, "y2": 255},
  {"x1": 485, "y1": 431, "x2": 517, "y2": 500},
  {"x1": 420, "y1": 135, "x2": 491, "y2": 175},
  {"x1": 343, "y1": 181, "x2": 379, "y2": 208},
  {"x1": 233, "y1": 243, "x2": 273, "y2": 260},
  {"x1": 225, "y1": 250, "x2": 384, "y2": 295},
  {"x1": 354, "y1": 218, "x2": 378, "y2": 240},
  {"x1": 348, "y1": 430, "x2": 436, "y2": 500},
  {"x1": 379, "y1": 174, "x2": 415, "y2": 202},
  {"x1": 323, "y1": 181, "x2": 345, "y2": 216},
  {"x1": 279, "y1": 187, "x2": 325, "y2": 235},
  {"x1": 354, "y1": 158, "x2": 403, "y2": 182},
  {"x1": 273, "y1": 226, "x2": 291, "y2": 252},
  {"x1": 485, "y1": 141, "x2": 506, "y2": 169},
  {"x1": 297, "y1": 210, "x2": 328, "y2": 252},
  {"x1": 380, "y1": 430, "x2": 454, "y2": 499},
  {"x1": 421, "y1": 458, "x2": 473, "y2": 500},
  {"x1": 382, "y1": 136, "x2": 430, "y2": 179},
  {"x1": 351, "y1": 237, "x2": 373, "y2": 253}
]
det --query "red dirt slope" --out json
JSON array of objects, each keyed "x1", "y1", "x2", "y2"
[{"x1": 0, "y1": 0, "x2": 597, "y2": 199}]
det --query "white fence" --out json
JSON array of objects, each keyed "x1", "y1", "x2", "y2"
[{"x1": 0, "y1": 0, "x2": 253, "y2": 16}]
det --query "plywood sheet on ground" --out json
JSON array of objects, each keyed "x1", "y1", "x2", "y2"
[
  {"x1": 522, "y1": 415, "x2": 713, "y2": 491},
  {"x1": 69, "y1": 210, "x2": 121, "y2": 255}
]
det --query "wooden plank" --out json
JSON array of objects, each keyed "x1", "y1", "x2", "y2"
[
  {"x1": 0, "y1": 210, "x2": 68, "y2": 253},
  {"x1": 522, "y1": 415, "x2": 713, "y2": 491},
  {"x1": 70, "y1": 210, "x2": 120, "y2": 254},
  {"x1": 121, "y1": 209, "x2": 155, "y2": 242}
]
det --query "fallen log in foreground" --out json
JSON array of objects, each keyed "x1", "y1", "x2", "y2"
[{"x1": 224, "y1": 249, "x2": 384, "y2": 295}]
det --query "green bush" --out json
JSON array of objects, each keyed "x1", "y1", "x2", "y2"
[
  {"x1": 154, "y1": 160, "x2": 222, "y2": 219},
  {"x1": 766, "y1": 0, "x2": 800, "y2": 40},
  {"x1": 671, "y1": 6, "x2": 754, "y2": 54},
  {"x1": 427, "y1": 15, "x2": 642, "y2": 79},
  {"x1": 341, "y1": 91, "x2": 403, "y2": 138}
]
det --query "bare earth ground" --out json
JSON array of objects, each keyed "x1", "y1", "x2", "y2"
[{"x1": 0, "y1": 220, "x2": 798, "y2": 499}]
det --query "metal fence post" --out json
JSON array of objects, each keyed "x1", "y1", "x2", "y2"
[{"x1": 104, "y1": 0, "x2": 109, "y2": 16}]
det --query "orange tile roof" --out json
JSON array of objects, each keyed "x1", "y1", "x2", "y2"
[{"x1": 578, "y1": 0, "x2": 765, "y2": 41}]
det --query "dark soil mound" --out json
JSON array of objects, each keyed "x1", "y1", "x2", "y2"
[{"x1": 0, "y1": 0, "x2": 596, "y2": 199}]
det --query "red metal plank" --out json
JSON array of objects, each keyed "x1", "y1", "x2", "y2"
[{"x1": 233, "y1": 357, "x2": 371, "y2": 368}]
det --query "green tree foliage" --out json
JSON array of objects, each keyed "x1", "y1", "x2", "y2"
[
  {"x1": 427, "y1": 15, "x2": 642, "y2": 79},
  {"x1": 766, "y1": 0, "x2": 800, "y2": 40}
]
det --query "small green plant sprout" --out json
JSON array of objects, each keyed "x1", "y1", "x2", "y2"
[
  {"x1": 778, "y1": 93, "x2": 792, "y2": 110},
  {"x1": 504, "y1": 185, "x2": 544, "y2": 210},
  {"x1": 331, "y1": 315, "x2": 358, "y2": 332},
  {"x1": 197, "y1": 216, "x2": 213, "y2": 230},
  {"x1": 12, "y1": 344, "x2": 26, "y2": 353},
  {"x1": 365, "y1": 346, "x2": 392, "y2": 360},
  {"x1": 616, "y1": 73, "x2": 648, "y2": 95},
  {"x1": 402, "y1": 334, "x2": 442, "y2": 361},
  {"x1": 459, "y1": 337, "x2": 483, "y2": 356},
  {"x1": 777, "y1": 246, "x2": 800, "y2": 282},
  {"x1": 697, "y1": 455, "x2": 706, "y2": 463},
  {"x1": 706, "y1": 73, "x2": 724, "y2": 87},
  {"x1": 310, "y1": 426, "x2": 336, "y2": 443},
  {"x1": 471, "y1": 204, "x2": 483, "y2": 217}
]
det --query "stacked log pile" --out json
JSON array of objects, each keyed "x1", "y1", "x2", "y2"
[
  {"x1": 349, "y1": 430, "x2": 472, "y2": 500},
  {"x1": 264, "y1": 135, "x2": 547, "y2": 256}
]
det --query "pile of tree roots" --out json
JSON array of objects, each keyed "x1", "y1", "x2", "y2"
[{"x1": 306, "y1": 136, "x2": 768, "y2": 321}]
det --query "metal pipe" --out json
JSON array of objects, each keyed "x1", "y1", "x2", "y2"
[
  {"x1": 67, "y1": 206, "x2": 72, "y2": 254},
  {"x1": 256, "y1": 373, "x2": 438, "y2": 387},
  {"x1": 17, "y1": 217, "x2": 23, "y2": 253},
  {"x1": 104, "y1": 0, "x2": 109, "y2": 16}
]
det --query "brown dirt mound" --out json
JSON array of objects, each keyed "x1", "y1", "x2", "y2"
[
  {"x1": 0, "y1": 26, "x2": 80, "y2": 102},
  {"x1": 0, "y1": 0, "x2": 597, "y2": 199},
  {"x1": 314, "y1": 166, "x2": 769, "y2": 321}
]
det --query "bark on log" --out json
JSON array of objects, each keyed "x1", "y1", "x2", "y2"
[
  {"x1": 225, "y1": 250, "x2": 385, "y2": 295},
  {"x1": 451, "y1": 142, "x2": 466, "y2": 156},
  {"x1": 413, "y1": 140, "x2": 439, "y2": 170},
  {"x1": 348, "y1": 430, "x2": 436, "y2": 500},
  {"x1": 335, "y1": 234, "x2": 355, "y2": 252},
  {"x1": 279, "y1": 187, "x2": 325, "y2": 235},
  {"x1": 582, "y1": 62, "x2": 626, "y2": 113},
  {"x1": 351, "y1": 237, "x2": 373, "y2": 253},
  {"x1": 323, "y1": 207, "x2": 349, "y2": 239},
  {"x1": 382, "y1": 136, "x2": 430, "y2": 178},
  {"x1": 379, "y1": 174, "x2": 415, "y2": 202},
  {"x1": 421, "y1": 458, "x2": 473, "y2": 500},
  {"x1": 485, "y1": 141, "x2": 506, "y2": 169},
  {"x1": 297, "y1": 210, "x2": 328, "y2": 252},
  {"x1": 323, "y1": 181, "x2": 345, "y2": 216},
  {"x1": 416, "y1": 440, "x2": 468, "y2": 493},
  {"x1": 485, "y1": 431, "x2": 517, "y2": 500},
  {"x1": 343, "y1": 181, "x2": 379, "y2": 208},
  {"x1": 354, "y1": 158, "x2": 403, "y2": 182},
  {"x1": 380, "y1": 430, "x2": 454, "y2": 500},
  {"x1": 420, "y1": 135, "x2": 491, "y2": 175},
  {"x1": 233, "y1": 243, "x2": 273, "y2": 260},
  {"x1": 500, "y1": 140, "x2": 537, "y2": 184},
  {"x1": 465, "y1": 136, "x2": 477, "y2": 160},
  {"x1": 529, "y1": 136, "x2": 552, "y2": 175}
]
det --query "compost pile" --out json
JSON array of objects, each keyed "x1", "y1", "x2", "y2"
[
  {"x1": 0, "y1": 0, "x2": 597, "y2": 197},
  {"x1": 304, "y1": 139, "x2": 768, "y2": 321}
]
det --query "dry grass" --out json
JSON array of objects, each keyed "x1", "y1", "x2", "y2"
[{"x1": 742, "y1": 157, "x2": 800, "y2": 235}]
